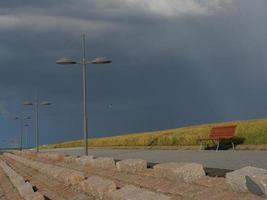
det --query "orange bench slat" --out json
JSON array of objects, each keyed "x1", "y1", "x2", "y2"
[{"x1": 209, "y1": 125, "x2": 237, "y2": 140}]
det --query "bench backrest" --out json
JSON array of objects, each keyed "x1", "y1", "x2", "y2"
[{"x1": 209, "y1": 125, "x2": 237, "y2": 140}]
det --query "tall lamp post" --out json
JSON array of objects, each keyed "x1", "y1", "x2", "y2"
[
  {"x1": 14, "y1": 114, "x2": 31, "y2": 150},
  {"x1": 56, "y1": 34, "x2": 112, "y2": 156},
  {"x1": 24, "y1": 124, "x2": 30, "y2": 149},
  {"x1": 23, "y1": 97, "x2": 51, "y2": 152}
]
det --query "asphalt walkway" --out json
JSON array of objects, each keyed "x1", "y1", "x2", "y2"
[{"x1": 43, "y1": 148, "x2": 267, "y2": 170}]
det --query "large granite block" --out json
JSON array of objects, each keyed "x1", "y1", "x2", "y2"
[
  {"x1": 153, "y1": 162, "x2": 205, "y2": 183},
  {"x1": 116, "y1": 159, "x2": 147, "y2": 173}
]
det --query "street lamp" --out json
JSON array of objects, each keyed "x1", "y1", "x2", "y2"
[
  {"x1": 14, "y1": 114, "x2": 31, "y2": 150},
  {"x1": 23, "y1": 96, "x2": 51, "y2": 152},
  {"x1": 24, "y1": 124, "x2": 30, "y2": 149},
  {"x1": 56, "y1": 34, "x2": 112, "y2": 156}
]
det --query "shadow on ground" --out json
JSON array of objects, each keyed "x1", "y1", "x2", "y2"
[{"x1": 205, "y1": 137, "x2": 245, "y2": 150}]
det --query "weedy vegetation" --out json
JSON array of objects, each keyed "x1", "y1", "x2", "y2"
[{"x1": 41, "y1": 118, "x2": 267, "y2": 150}]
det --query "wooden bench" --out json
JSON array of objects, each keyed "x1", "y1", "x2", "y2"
[{"x1": 197, "y1": 125, "x2": 237, "y2": 151}]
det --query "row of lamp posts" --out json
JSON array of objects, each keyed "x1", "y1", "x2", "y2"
[
  {"x1": 14, "y1": 114, "x2": 31, "y2": 150},
  {"x1": 14, "y1": 97, "x2": 51, "y2": 151},
  {"x1": 15, "y1": 34, "x2": 111, "y2": 155}
]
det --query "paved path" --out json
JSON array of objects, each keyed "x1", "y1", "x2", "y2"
[{"x1": 43, "y1": 148, "x2": 267, "y2": 170}]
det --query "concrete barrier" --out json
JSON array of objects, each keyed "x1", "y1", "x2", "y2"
[
  {"x1": 4, "y1": 153, "x2": 85, "y2": 186},
  {"x1": 0, "y1": 159, "x2": 44, "y2": 200},
  {"x1": 79, "y1": 176, "x2": 117, "y2": 199},
  {"x1": 13, "y1": 150, "x2": 37, "y2": 160},
  {"x1": 13, "y1": 151, "x2": 117, "y2": 171},
  {"x1": 75, "y1": 156, "x2": 94, "y2": 166},
  {"x1": 61, "y1": 170, "x2": 85, "y2": 185},
  {"x1": 153, "y1": 162, "x2": 205, "y2": 183},
  {"x1": 63, "y1": 155, "x2": 79, "y2": 164},
  {"x1": 108, "y1": 185, "x2": 171, "y2": 200},
  {"x1": 37, "y1": 153, "x2": 64, "y2": 162},
  {"x1": 16, "y1": 182, "x2": 35, "y2": 196},
  {"x1": 91, "y1": 157, "x2": 116, "y2": 170},
  {"x1": 226, "y1": 166, "x2": 267, "y2": 194},
  {"x1": 24, "y1": 192, "x2": 46, "y2": 200},
  {"x1": 116, "y1": 159, "x2": 147, "y2": 173}
]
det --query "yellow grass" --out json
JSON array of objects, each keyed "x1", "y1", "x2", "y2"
[{"x1": 41, "y1": 118, "x2": 267, "y2": 149}]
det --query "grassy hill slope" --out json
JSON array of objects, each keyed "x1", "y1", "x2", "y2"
[{"x1": 42, "y1": 118, "x2": 267, "y2": 149}]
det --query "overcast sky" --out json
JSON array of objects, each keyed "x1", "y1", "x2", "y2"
[{"x1": 0, "y1": 0, "x2": 267, "y2": 147}]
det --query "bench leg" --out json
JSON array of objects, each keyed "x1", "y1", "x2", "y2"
[
  {"x1": 232, "y1": 141, "x2": 235, "y2": 150},
  {"x1": 199, "y1": 141, "x2": 203, "y2": 150},
  {"x1": 216, "y1": 140, "x2": 220, "y2": 151}
]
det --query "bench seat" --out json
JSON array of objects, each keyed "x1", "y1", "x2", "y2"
[{"x1": 197, "y1": 125, "x2": 237, "y2": 151}]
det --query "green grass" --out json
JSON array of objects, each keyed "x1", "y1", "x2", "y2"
[{"x1": 41, "y1": 118, "x2": 267, "y2": 149}]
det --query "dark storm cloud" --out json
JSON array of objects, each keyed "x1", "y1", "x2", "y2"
[{"x1": 0, "y1": 0, "x2": 267, "y2": 146}]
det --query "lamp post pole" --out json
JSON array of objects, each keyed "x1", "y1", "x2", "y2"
[
  {"x1": 35, "y1": 91, "x2": 40, "y2": 152},
  {"x1": 14, "y1": 113, "x2": 31, "y2": 151},
  {"x1": 24, "y1": 124, "x2": 29, "y2": 149},
  {"x1": 56, "y1": 34, "x2": 112, "y2": 156},
  {"x1": 82, "y1": 34, "x2": 89, "y2": 156},
  {"x1": 24, "y1": 93, "x2": 51, "y2": 152},
  {"x1": 20, "y1": 113, "x2": 24, "y2": 151}
]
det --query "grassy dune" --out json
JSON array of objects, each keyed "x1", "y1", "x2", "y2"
[{"x1": 42, "y1": 118, "x2": 267, "y2": 149}]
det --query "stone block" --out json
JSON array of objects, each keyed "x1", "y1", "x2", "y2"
[
  {"x1": 59, "y1": 170, "x2": 85, "y2": 185},
  {"x1": 11, "y1": 176, "x2": 25, "y2": 185},
  {"x1": 75, "y1": 156, "x2": 94, "y2": 166},
  {"x1": 153, "y1": 162, "x2": 205, "y2": 183},
  {"x1": 116, "y1": 159, "x2": 147, "y2": 173},
  {"x1": 245, "y1": 176, "x2": 267, "y2": 197},
  {"x1": 79, "y1": 176, "x2": 116, "y2": 199},
  {"x1": 92, "y1": 157, "x2": 116, "y2": 170},
  {"x1": 24, "y1": 192, "x2": 45, "y2": 200},
  {"x1": 226, "y1": 166, "x2": 267, "y2": 193},
  {"x1": 38, "y1": 163, "x2": 54, "y2": 175},
  {"x1": 49, "y1": 167, "x2": 67, "y2": 179},
  {"x1": 37, "y1": 153, "x2": 47, "y2": 159},
  {"x1": 16, "y1": 182, "x2": 34, "y2": 196},
  {"x1": 28, "y1": 152, "x2": 38, "y2": 160},
  {"x1": 46, "y1": 153, "x2": 64, "y2": 161},
  {"x1": 109, "y1": 185, "x2": 171, "y2": 200},
  {"x1": 63, "y1": 155, "x2": 78, "y2": 164}
]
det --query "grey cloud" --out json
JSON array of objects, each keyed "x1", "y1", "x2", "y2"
[{"x1": 0, "y1": 0, "x2": 267, "y2": 146}]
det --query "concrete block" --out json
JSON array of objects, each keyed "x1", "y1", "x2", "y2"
[
  {"x1": 21, "y1": 151, "x2": 36, "y2": 159},
  {"x1": 45, "y1": 153, "x2": 64, "y2": 161},
  {"x1": 92, "y1": 157, "x2": 116, "y2": 170},
  {"x1": 116, "y1": 159, "x2": 147, "y2": 173},
  {"x1": 59, "y1": 170, "x2": 85, "y2": 185},
  {"x1": 79, "y1": 176, "x2": 116, "y2": 199},
  {"x1": 49, "y1": 167, "x2": 67, "y2": 179},
  {"x1": 10, "y1": 176, "x2": 25, "y2": 185},
  {"x1": 153, "y1": 162, "x2": 205, "y2": 183},
  {"x1": 37, "y1": 153, "x2": 47, "y2": 159},
  {"x1": 38, "y1": 163, "x2": 54, "y2": 175},
  {"x1": 63, "y1": 155, "x2": 78, "y2": 164},
  {"x1": 226, "y1": 166, "x2": 267, "y2": 193},
  {"x1": 75, "y1": 156, "x2": 94, "y2": 166},
  {"x1": 28, "y1": 152, "x2": 38, "y2": 160},
  {"x1": 16, "y1": 182, "x2": 34, "y2": 196},
  {"x1": 109, "y1": 185, "x2": 171, "y2": 200},
  {"x1": 245, "y1": 176, "x2": 267, "y2": 197},
  {"x1": 30, "y1": 162, "x2": 42, "y2": 170},
  {"x1": 24, "y1": 192, "x2": 45, "y2": 200}
]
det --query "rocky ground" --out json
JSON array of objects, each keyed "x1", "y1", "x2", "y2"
[{"x1": 0, "y1": 151, "x2": 265, "y2": 200}]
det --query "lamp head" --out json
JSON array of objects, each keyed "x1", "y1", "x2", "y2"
[
  {"x1": 56, "y1": 57, "x2": 77, "y2": 65},
  {"x1": 91, "y1": 57, "x2": 112, "y2": 64},
  {"x1": 41, "y1": 101, "x2": 51, "y2": 106},
  {"x1": 23, "y1": 101, "x2": 33, "y2": 106}
]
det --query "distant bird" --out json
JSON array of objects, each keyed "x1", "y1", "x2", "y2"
[{"x1": 107, "y1": 104, "x2": 113, "y2": 109}]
